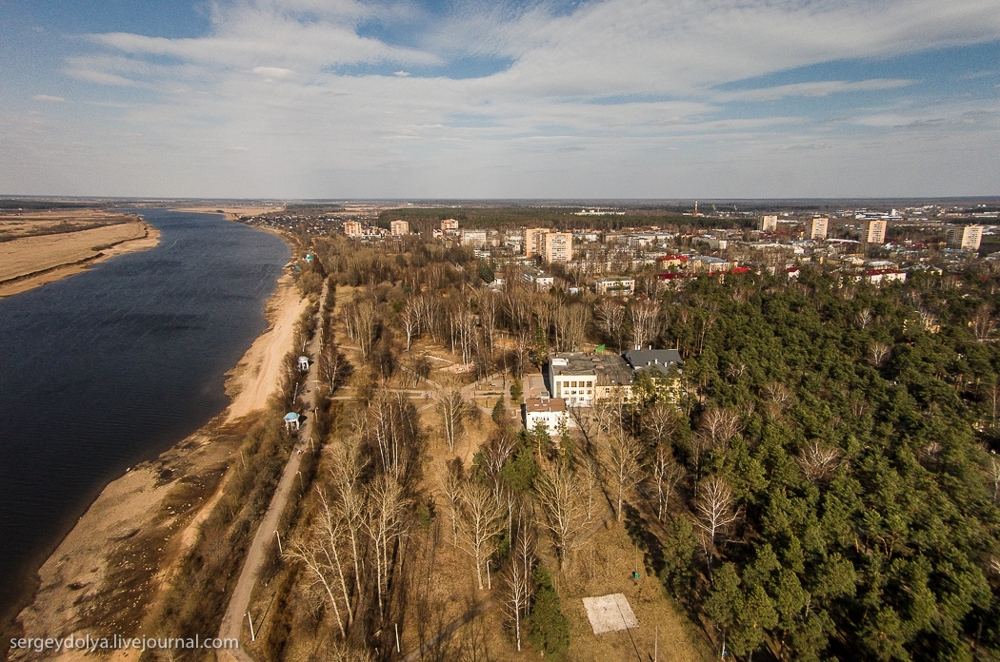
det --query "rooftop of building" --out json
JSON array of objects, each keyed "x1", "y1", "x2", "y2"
[
  {"x1": 624, "y1": 349, "x2": 683, "y2": 376},
  {"x1": 525, "y1": 397, "x2": 566, "y2": 413},
  {"x1": 549, "y1": 352, "x2": 634, "y2": 386}
]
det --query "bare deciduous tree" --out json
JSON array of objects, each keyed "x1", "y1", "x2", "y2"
[
  {"x1": 990, "y1": 452, "x2": 1000, "y2": 505},
  {"x1": 855, "y1": 308, "x2": 872, "y2": 330},
  {"x1": 400, "y1": 299, "x2": 420, "y2": 352},
  {"x1": 363, "y1": 475, "x2": 408, "y2": 612},
  {"x1": 440, "y1": 460, "x2": 463, "y2": 546},
  {"x1": 917, "y1": 308, "x2": 939, "y2": 333},
  {"x1": 629, "y1": 299, "x2": 662, "y2": 351},
  {"x1": 700, "y1": 407, "x2": 742, "y2": 446},
  {"x1": 869, "y1": 341, "x2": 892, "y2": 368},
  {"x1": 503, "y1": 513, "x2": 536, "y2": 652},
  {"x1": 535, "y1": 464, "x2": 594, "y2": 568},
  {"x1": 796, "y1": 440, "x2": 843, "y2": 483},
  {"x1": 594, "y1": 299, "x2": 626, "y2": 350},
  {"x1": 319, "y1": 342, "x2": 349, "y2": 393},
  {"x1": 343, "y1": 299, "x2": 381, "y2": 359},
  {"x1": 286, "y1": 502, "x2": 351, "y2": 638},
  {"x1": 972, "y1": 304, "x2": 996, "y2": 342},
  {"x1": 600, "y1": 427, "x2": 644, "y2": 522},
  {"x1": 644, "y1": 400, "x2": 678, "y2": 445},
  {"x1": 692, "y1": 475, "x2": 739, "y2": 571},
  {"x1": 458, "y1": 481, "x2": 505, "y2": 589},
  {"x1": 437, "y1": 389, "x2": 467, "y2": 453},
  {"x1": 650, "y1": 444, "x2": 686, "y2": 521},
  {"x1": 329, "y1": 436, "x2": 368, "y2": 595}
]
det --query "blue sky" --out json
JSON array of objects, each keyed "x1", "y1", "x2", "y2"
[{"x1": 1, "y1": 0, "x2": 997, "y2": 198}]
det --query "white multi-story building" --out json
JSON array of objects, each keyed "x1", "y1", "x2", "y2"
[
  {"x1": 809, "y1": 217, "x2": 828, "y2": 240},
  {"x1": 343, "y1": 221, "x2": 362, "y2": 237},
  {"x1": 440, "y1": 219, "x2": 459, "y2": 232},
  {"x1": 522, "y1": 270, "x2": 554, "y2": 292},
  {"x1": 595, "y1": 277, "x2": 636, "y2": 296},
  {"x1": 523, "y1": 397, "x2": 567, "y2": 436},
  {"x1": 547, "y1": 353, "x2": 634, "y2": 406},
  {"x1": 524, "y1": 227, "x2": 549, "y2": 257},
  {"x1": 759, "y1": 215, "x2": 778, "y2": 232},
  {"x1": 390, "y1": 220, "x2": 409, "y2": 236},
  {"x1": 460, "y1": 229, "x2": 488, "y2": 246},
  {"x1": 544, "y1": 232, "x2": 573, "y2": 262},
  {"x1": 865, "y1": 219, "x2": 888, "y2": 244},
  {"x1": 946, "y1": 225, "x2": 983, "y2": 251}
]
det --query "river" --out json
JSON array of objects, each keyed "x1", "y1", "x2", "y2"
[{"x1": 0, "y1": 209, "x2": 289, "y2": 622}]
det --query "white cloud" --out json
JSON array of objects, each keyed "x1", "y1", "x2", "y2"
[
  {"x1": 6, "y1": 0, "x2": 998, "y2": 197},
  {"x1": 715, "y1": 79, "x2": 918, "y2": 103},
  {"x1": 252, "y1": 66, "x2": 295, "y2": 80},
  {"x1": 32, "y1": 95, "x2": 67, "y2": 103}
]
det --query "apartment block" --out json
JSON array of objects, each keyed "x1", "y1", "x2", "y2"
[
  {"x1": 759, "y1": 215, "x2": 778, "y2": 232},
  {"x1": 544, "y1": 232, "x2": 573, "y2": 262},
  {"x1": 946, "y1": 225, "x2": 983, "y2": 251},
  {"x1": 523, "y1": 227, "x2": 549, "y2": 257},
  {"x1": 390, "y1": 220, "x2": 409, "y2": 236},
  {"x1": 865, "y1": 219, "x2": 888, "y2": 244},
  {"x1": 440, "y1": 219, "x2": 459, "y2": 232},
  {"x1": 460, "y1": 229, "x2": 488, "y2": 246},
  {"x1": 343, "y1": 221, "x2": 362, "y2": 237},
  {"x1": 808, "y1": 217, "x2": 828, "y2": 240}
]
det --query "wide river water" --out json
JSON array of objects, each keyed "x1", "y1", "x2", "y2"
[{"x1": 0, "y1": 209, "x2": 289, "y2": 620}]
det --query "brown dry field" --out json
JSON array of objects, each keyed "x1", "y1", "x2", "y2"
[
  {"x1": 0, "y1": 213, "x2": 158, "y2": 298},
  {"x1": 0, "y1": 210, "x2": 134, "y2": 242}
]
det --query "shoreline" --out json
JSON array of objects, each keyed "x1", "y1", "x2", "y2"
[
  {"x1": 8, "y1": 233, "x2": 303, "y2": 661},
  {"x1": 0, "y1": 223, "x2": 162, "y2": 299}
]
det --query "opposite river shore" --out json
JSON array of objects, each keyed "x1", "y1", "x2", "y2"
[{"x1": 0, "y1": 210, "x2": 300, "y2": 659}]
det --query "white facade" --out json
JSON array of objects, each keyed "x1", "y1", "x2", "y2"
[
  {"x1": 595, "y1": 277, "x2": 636, "y2": 296},
  {"x1": 947, "y1": 225, "x2": 983, "y2": 251},
  {"x1": 865, "y1": 219, "x2": 888, "y2": 244},
  {"x1": 759, "y1": 215, "x2": 778, "y2": 232},
  {"x1": 809, "y1": 217, "x2": 828, "y2": 240},
  {"x1": 523, "y1": 397, "x2": 567, "y2": 436}
]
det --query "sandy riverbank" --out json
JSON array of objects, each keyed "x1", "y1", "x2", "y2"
[
  {"x1": 10, "y1": 267, "x2": 305, "y2": 661},
  {"x1": 0, "y1": 222, "x2": 161, "y2": 299},
  {"x1": 172, "y1": 205, "x2": 285, "y2": 221}
]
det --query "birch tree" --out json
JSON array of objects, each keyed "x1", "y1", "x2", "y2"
[
  {"x1": 363, "y1": 475, "x2": 408, "y2": 612},
  {"x1": 458, "y1": 481, "x2": 505, "y2": 590},
  {"x1": 437, "y1": 389, "x2": 466, "y2": 453},
  {"x1": 693, "y1": 475, "x2": 738, "y2": 571},
  {"x1": 535, "y1": 464, "x2": 593, "y2": 568},
  {"x1": 651, "y1": 444, "x2": 686, "y2": 521},
  {"x1": 503, "y1": 514, "x2": 536, "y2": 652},
  {"x1": 600, "y1": 427, "x2": 644, "y2": 522}
]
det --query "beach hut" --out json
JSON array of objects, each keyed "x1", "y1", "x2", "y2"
[
  {"x1": 284, "y1": 412, "x2": 300, "y2": 431},
  {"x1": 297, "y1": 356, "x2": 310, "y2": 372}
]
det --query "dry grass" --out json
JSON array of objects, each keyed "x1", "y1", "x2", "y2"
[{"x1": 0, "y1": 221, "x2": 148, "y2": 283}]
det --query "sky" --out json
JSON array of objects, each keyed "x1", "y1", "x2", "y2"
[{"x1": 0, "y1": 0, "x2": 998, "y2": 199}]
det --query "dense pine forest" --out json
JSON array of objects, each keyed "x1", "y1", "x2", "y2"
[{"x1": 656, "y1": 269, "x2": 1000, "y2": 661}]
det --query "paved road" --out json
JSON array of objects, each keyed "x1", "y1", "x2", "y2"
[{"x1": 217, "y1": 284, "x2": 328, "y2": 661}]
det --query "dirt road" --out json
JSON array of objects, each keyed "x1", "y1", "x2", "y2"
[{"x1": 218, "y1": 283, "x2": 327, "y2": 661}]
